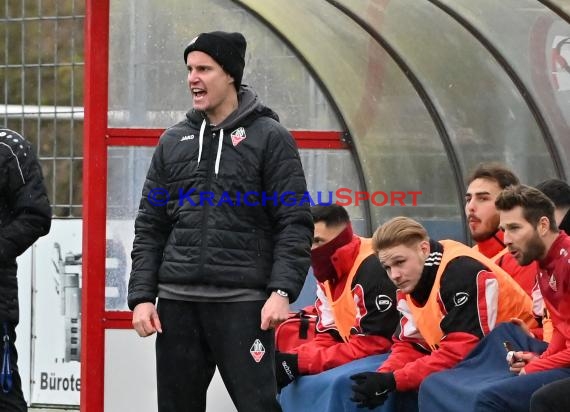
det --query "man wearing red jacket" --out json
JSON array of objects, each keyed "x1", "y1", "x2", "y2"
[
  {"x1": 275, "y1": 204, "x2": 398, "y2": 391},
  {"x1": 419, "y1": 185, "x2": 570, "y2": 412},
  {"x1": 497, "y1": 186, "x2": 570, "y2": 396},
  {"x1": 529, "y1": 179, "x2": 570, "y2": 412},
  {"x1": 465, "y1": 163, "x2": 543, "y2": 318},
  {"x1": 350, "y1": 216, "x2": 537, "y2": 409}
]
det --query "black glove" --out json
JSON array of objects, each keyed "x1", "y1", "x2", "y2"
[
  {"x1": 275, "y1": 352, "x2": 299, "y2": 391},
  {"x1": 350, "y1": 372, "x2": 396, "y2": 409}
]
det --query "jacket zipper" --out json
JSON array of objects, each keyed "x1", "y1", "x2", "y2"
[{"x1": 198, "y1": 126, "x2": 218, "y2": 271}]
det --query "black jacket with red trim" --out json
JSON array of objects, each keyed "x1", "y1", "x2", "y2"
[
  {"x1": 292, "y1": 237, "x2": 398, "y2": 375},
  {"x1": 526, "y1": 232, "x2": 570, "y2": 372},
  {"x1": 379, "y1": 240, "x2": 500, "y2": 391}
]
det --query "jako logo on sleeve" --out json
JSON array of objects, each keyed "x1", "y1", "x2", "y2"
[{"x1": 453, "y1": 292, "x2": 469, "y2": 307}]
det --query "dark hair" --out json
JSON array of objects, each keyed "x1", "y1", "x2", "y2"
[
  {"x1": 466, "y1": 162, "x2": 520, "y2": 189},
  {"x1": 495, "y1": 185, "x2": 557, "y2": 231},
  {"x1": 535, "y1": 179, "x2": 570, "y2": 208},
  {"x1": 311, "y1": 204, "x2": 350, "y2": 226}
]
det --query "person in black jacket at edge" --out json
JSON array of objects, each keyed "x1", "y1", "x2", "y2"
[
  {"x1": 0, "y1": 128, "x2": 51, "y2": 412},
  {"x1": 127, "y1": 31, "x2": 313, "y2": 412},
  {"x1": 536, "y1": 178, "x2": 570, "y2": 234}
]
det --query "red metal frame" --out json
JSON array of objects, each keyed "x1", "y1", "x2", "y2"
[
  {"x1": 83, "y1": 2, "x2": 346, "y2": 410},
  {"x1": 83, "y1": 1, "x2": 109, "y2": 411},
  {"x1": 107, "y1": 128, "x2": 347, "y2": 148}
]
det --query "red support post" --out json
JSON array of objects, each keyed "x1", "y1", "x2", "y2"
[{"x1": 82, "y1": 1, "x2": 110, "y2": 411}]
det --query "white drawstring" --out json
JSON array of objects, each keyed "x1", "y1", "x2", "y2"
[
  {"x1": 197, "y1": 119, "x2": 206, "y2": 167},
  {"x1": 196, "y1": 119, "x2": 223, "y2": 177},
  {"x1": 215, "y1": 129, "x2": 223, "y2": 177}
]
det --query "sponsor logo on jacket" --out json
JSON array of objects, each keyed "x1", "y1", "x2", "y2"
[
  {"x1": 375, "y1": 295, "x2": 393, "y2": 312},
  {"x1": 454, "y1": 292, "x2": 469, "y2": 307}
]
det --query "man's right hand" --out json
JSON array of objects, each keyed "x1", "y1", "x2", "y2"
[
  {"x1": 507, "y1": 351, "x2": 537, "y2": 374},
  {"x1": 132, "y1": 302, "x2": 162, "y2": 337},
  {"x1": 350, "y1": 372, "x2": 396, "y2": 409}
]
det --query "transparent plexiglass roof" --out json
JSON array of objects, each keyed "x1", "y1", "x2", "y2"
[
  {"x1": 109, "y1": 0, "x2": 570, "y2": 239},
  {"x1": 236, "y1": 0, "x2": 569, "y2": 238}
]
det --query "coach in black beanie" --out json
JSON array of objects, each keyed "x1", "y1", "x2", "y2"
[{"x1": 183, "y1": 31, "x2": 246, "y2": 91}]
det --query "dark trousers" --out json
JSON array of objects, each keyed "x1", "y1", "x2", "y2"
[
  {"x1": 0, "y1": 322, "x2": 27, "y2": 412},
  {"x1": 156, "y1": 299, "x2": 282, "y2": 412},
  {"x1": 530, "y1": 377, "x2": 570, "y2": 412},
  {"x1": 419, "y1": 322, "x2": 570, "y2": 412}
]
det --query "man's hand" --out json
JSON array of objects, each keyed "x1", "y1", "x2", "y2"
[
  {"x1": 275, "y1": 352, "x2": 299, "y2": 391},
  {"x1": 260, "y1": 291, "x2": 289, "y2": 330},
  {"x1": 350, "y1": 372, "x2": 396, "y2": 409},
  {"x1": 507, "y1": 351, "x2": 537, "y2": 375},
  {"x1": 132, "y1": 302, "x2": 162, "y2": 337}
]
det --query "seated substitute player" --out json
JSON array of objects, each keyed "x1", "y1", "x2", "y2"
[
  {"x1": 275, "y1": 204, "x2": 398, "y2": 391},
  {"x1": 419, "y1": 185, "x2": 570, "y2": 412},
  {"x1": 350, "y1": 216, "x2": 537, "y2": 409}
]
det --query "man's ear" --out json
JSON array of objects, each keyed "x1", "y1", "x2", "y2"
[
  {"x1": 418, "y1": 239, "x2": 430, "y2": 259},
  {"x1": 537, "y1": 216, "x2": 551, "y2": 236}
]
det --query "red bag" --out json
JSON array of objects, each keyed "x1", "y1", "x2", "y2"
[{"x1": 275, "y1": 306, "x2": 318, "y2": 352}]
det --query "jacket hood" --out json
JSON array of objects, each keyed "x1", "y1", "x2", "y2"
[
  {"x1": 185, "y1": 84, "x2": 279, "y2": 130},
  {"x1": 184, "y1": 85, "x2": 281, "y2": 178}
]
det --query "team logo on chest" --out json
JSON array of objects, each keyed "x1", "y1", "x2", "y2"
[
  {"x1": 231, "y1": 127, "x2": 246, "y2": 147},
  {"x1": 250, "y1": 338, "x2": 265, "y2": 363}
]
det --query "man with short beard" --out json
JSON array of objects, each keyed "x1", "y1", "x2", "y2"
[
  {"x1": 465, "y1": 162, "x2": 538, "y2": 297},
  {"x1": 466, "y1": 163, "x2": 546, "y2": 339},
  {"x1": 419, "y1": 185, "x2": 570, "y2": 412},
  {"x1": 496, "y1": 185, "x2": 570, "y2": 376},
  {"x1": 528, "y1": 179, "x2": 570, "y2": 412}
]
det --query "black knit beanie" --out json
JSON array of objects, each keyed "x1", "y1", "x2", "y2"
[{"x1": 183, "y1": 31, "x2": 246, "y2": 91}]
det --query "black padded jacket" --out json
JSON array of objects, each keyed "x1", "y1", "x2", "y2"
[
  {"x1": 128, "y1": 86, "x2": 313, "y2": 309},
  {"x1": 0, "y1": 128, "x2": 51, "y2": 323}
]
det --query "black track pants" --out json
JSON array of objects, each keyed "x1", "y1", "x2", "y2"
[{"x1": 156, "y1": 298, "x2": 282, "y2": 412}]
